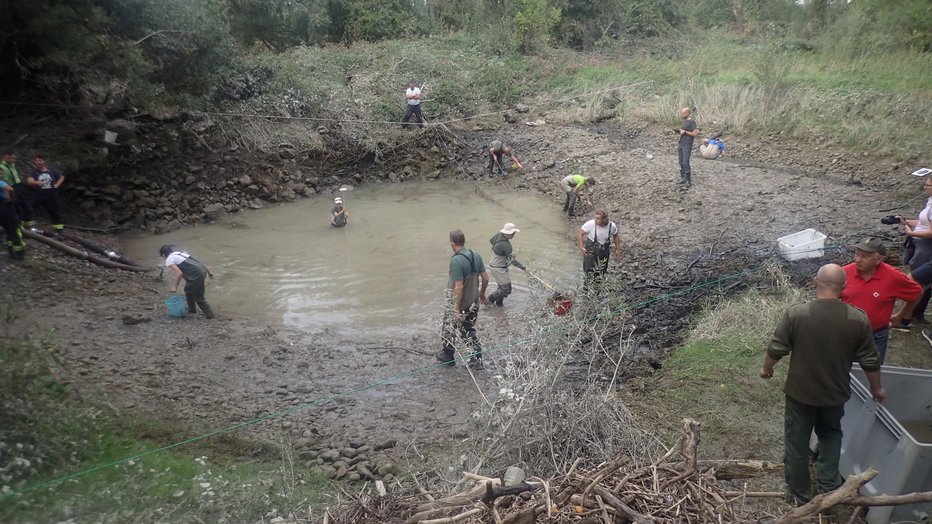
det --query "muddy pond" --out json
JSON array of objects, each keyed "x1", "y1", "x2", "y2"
[{"x1": 122, "y1": 180, "x2": 581, "y2": 335}]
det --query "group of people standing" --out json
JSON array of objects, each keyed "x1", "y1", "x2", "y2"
[
  {"x1": 436, "y1": 207, "x2": 622, "y2": 369},
  {"x1": 762, "y1": 178, "x2": 932, "y2": 508},
  {"x1": 0, "y1": 150, "x2": 66, "y2": 260}
]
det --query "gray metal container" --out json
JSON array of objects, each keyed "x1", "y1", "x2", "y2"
[{"x1": 841, "y1": 366, "x2": 932, "y2": 523}]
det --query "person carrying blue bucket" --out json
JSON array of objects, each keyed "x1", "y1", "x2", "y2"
[{"x1": 160, "y1": 245, "x2": 215, "y2": 319}]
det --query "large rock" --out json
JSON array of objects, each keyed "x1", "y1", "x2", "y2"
[
  {"x1": 203, "y1": 203, "x2": 224, "y2": 219},
  {"x1": 154, "y1": 220, "x2": 182, "y2": 234}
]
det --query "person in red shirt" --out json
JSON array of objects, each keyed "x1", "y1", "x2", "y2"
[{"x1": 841, "y1": 237, "x2": 922, "y2": 364}]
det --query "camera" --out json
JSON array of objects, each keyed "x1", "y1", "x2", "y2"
[{"x1": 880, "y1": 215, "x2": 901, "y2": 225}]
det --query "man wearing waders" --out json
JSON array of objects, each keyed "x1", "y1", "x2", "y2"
[
  {"x1": 436, "y1": 229, "x2": 489, "y2": 369},
  {"x1": 488, "y1": 223, "x2": 526, "y2": 307},
  {"x1": 26, "y1": 154, "x2": 65, "y2": 232},
  {"x1": 577, "y1": 210, "x2": 621, "y2": 289},
  {"x1": 160, "y1": 245, "x2": 215, "y2": 319},
  {"x1": 1, "y1": 150, "x2": 35, "y2": 230},
  {"x1": 487, "y1": 141, "x2": 523, "y2": 176},
  {"x1": 561, "y1": 174, "x2": 595, "y2": 218},
  {"x1": 0, "y1": 180, "x2": 25, "y2": 260}
]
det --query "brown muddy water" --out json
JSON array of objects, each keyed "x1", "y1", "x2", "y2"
[{"x1": 122, "y1": 180, "x2": 581, "y2": 335}]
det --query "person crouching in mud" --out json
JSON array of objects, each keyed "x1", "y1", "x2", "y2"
[{"x1": 160, "y1": 244, "x2": 215, "y2": 319}]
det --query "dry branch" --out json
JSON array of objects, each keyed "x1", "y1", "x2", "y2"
[
  {"x1": 325, "y1": 419, "x2": 786, "y2": 523},
  {"x1": 772, "y1": 470, "x2": 877, "y2": 524},
  {"x1": 692, "y1": 459, "x2": 783, "y2": 480}
]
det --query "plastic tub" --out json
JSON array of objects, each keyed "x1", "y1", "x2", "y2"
[
  {"x1": 777, "y1": 229, "x2": 827, "y2": 261},
  {"x1": 164, "y1": 295, "x2": 188, "y2": 318},
  {"x1": 841, "y1": 366, "x2": 932, "y2": 523}
]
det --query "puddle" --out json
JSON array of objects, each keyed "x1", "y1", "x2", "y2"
[{"x1": 122, "y1": 180, "x2": 581, "y2": 335}]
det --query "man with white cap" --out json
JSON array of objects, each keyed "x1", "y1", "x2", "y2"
[
  {"x1": 330, "y1": 197, "x2": 348, "y2": 227},
  {"x1": 488, "y1": 222, "x2": 527, "y2": 307}
]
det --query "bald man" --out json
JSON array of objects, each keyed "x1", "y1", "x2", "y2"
[
  {"x1": 762, "y1": 263, "x2": 884, "y2": 505},
  {"x1": 677, "y1": 107, "x2": 698, "y2": 188}
]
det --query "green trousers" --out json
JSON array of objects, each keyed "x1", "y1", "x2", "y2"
[{"x1": 783, "y1": 396, "x2": 845, "y2": 503}]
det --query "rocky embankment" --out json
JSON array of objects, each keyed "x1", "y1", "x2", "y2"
[{"x1": 62, "y1": 114, "x2": 448, "y2": 233}]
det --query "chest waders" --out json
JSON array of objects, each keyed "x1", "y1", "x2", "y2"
[
  {"x1": 488, "y1": 238, "x2": 513, "y2": 307},
  {"x1": 438, "y1": 250, "x2": 483, "y2": 365},
  {"x1": 583, "y1": 226, "x2": 612, "y2": 288}
]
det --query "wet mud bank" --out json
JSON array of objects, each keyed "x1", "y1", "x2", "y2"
[{"x1": 3, "y1": 118, "x2": 915, "y2": 470}]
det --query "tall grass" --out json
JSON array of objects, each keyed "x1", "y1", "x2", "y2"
[{"x1": 223, "y1": 31, "x2": 929, "y2": 160}]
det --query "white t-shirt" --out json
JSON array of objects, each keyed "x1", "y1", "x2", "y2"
[
  {"x1": 165, "y1": 251, "x2": 191, "y2": 267},
  {"x1": 406, "y1": 87, "x2": 421, "y2": 106},
  {"x1": 581, "y1": 220, "x2": 618, "y2": 245},
  {"x1": 916, "y1": 198, "x2": 932, "y2": 233}
]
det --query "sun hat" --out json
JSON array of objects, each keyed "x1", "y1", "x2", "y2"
[{"x1": 500, "y1": 223, "x2": 520, "y2": 235}]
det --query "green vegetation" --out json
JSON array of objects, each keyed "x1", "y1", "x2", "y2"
[
  {"x1": 0, "y1": 338, "x2": 327, "y2": 522},
  {"x1": 628, "y1": 265, "x2": 805, "y2": 458},
  {"x1": 632, "y1": 264, "x2": 932, "y2": 459},
  {"x1": 1, "y1": 1, "x2": 928, "y2": 163}
]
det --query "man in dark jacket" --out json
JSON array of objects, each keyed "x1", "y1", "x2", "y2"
[
  {"x1": 487, "y1": 222, "x2": 527, "y2": 307},
  {"x1": 762, "y1": 263, "x2": 885, "y2": 505}
]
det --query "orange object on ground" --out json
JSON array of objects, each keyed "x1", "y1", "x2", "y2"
[{"x1": 553, "y1": 298, "x2": 574, "y2": 316}]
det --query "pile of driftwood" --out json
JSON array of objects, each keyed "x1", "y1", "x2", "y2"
[
  {"x1": 321, "y1": 418, "x2": 932, "y2": 524},
  {"x1": 325, "y1": 419, "x2": 779, "y2": 523}
]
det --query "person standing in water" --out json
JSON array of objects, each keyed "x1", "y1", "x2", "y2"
[
  {"x1": 487, "y1": 222, "x2": 527, "y2": 307},
  {"x1": 331, "y1": 197, "x2": 349, "y2": 227},
  {"x1": 160, "y1": 245, "x2": 215, "y2": 319}
]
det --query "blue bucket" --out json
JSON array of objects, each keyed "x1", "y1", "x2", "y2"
[{"x1": 164, "y1": 295, "x2": 188, "y2": 318}]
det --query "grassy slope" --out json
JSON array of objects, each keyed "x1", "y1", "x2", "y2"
[
  {"x1": 628, "y1": 265, "x2": 932, "y2": 463},
  {"x1": 241, "y1": 31, "x2": 930, "y2": 162},
  {"x1": 0, "y1": 341, "x2": 327, "y2": 523}
]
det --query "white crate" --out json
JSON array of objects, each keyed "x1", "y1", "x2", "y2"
[{"x1": 777, "y1": 229, "x2": 826, "y2": 261}]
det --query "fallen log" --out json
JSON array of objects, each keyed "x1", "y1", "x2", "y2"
[
  {"x1": 772, "y1": 470, "x2": 876, "y2": 524},
  {"x1": 772, "y1": 469, "x2": 932, "y2": 523},
  {"x1": 848, "y1": 491, "x2": 932, "y2": 507},
  {"x1": 689, "y1": 459, "x2": 784, "y2": 480},
  {"x1": 23, "y1": 229, "x2": 154, "y2": 272}
]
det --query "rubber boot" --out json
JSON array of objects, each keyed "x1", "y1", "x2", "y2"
[{"x1": 435, "y1": 349, "x2": 455, "y2": 366}]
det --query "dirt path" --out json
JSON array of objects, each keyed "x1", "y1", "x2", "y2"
[{"x1": 3, "y1": 121, "x2": 918, "y2": 462}]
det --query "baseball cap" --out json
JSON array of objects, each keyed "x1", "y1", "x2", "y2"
[
  {"x1": 500, "y1": 223, "x2": 520, "y2": 235},
  {"x1": 334, "y1": 197, "x2": 343, "y2": 204},
  {"x1": 853, "y1": 237, "x2": 885, "y2": 255}
]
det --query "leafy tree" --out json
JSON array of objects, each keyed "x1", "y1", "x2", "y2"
[
  {"x1": 814, "y1": 0, "x2": 932, "y2": 55},
  {"x1": 557, "y1": 0, "x2": 625, "y2": 49},
  {"x1": 514, "y1": 0, "x2": 560, "y2": 53},
  {"x1": 621, "y1": 0, "x2": 680, "y2": 37},
  {"x1": 341, "y1": 0, "x2": 417, "y2": 42}
]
